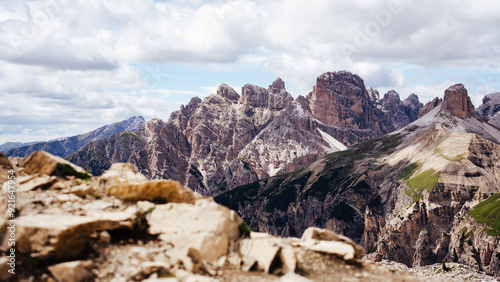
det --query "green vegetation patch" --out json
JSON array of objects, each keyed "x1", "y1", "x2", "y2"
[
  {"x1": 468, "y1": 193, "x2": 500, "y2": 237},
  {"x1": 404, "y1": 169, "x2": 440, "y2": 202},
  {"x1": 53, "y1": 162, "x2": 91, "y2": 180},
  {"x1": 442, "y1": 154, "x2": 465, "y2": 162},
  {"x1": 238, "y1": 222, "x2": 252, "y2": 236},
  {"x1": 434, "y1": 147, "x2": 464, "y2": 162},
  {"x1": 397, "y1": 162, "x2": 422, "y2": 180}
]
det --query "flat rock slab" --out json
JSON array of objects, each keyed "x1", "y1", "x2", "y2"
[
  {"x1": 13, "y1": 214, "x2": 96, "y2": 259},
  {"x1": 147, "y1": 199, "x2": 241, "y2": 240}
]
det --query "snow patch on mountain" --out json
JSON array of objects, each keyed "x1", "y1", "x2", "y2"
[{"x1": 317, "y1": 128, "x2": 347, "y2": 152}]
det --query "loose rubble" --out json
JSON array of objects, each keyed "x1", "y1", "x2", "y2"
[{"x1": 0, "y1": 151, "x2": 445, "y2": 281}]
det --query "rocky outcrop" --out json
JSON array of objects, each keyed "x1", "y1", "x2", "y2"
[
  {"x1": 477, "y1": 92, "x2": 500, "y2": 127},
  {"x1": 403, "y1": 93, "x2": 424, "y2": 122},
  {"x1": 381, "y1": 90, "x2": 423, "y2": 130},
  {"x1": 0, "y1": 151, "x2": 436, "y2": 282},
  {"x1": 3, "y1": 116, "x2": 145, "y2": 158},
  {"x1": 418, "y1": 97, "x2": 442, "y2": 118},
  {"x1": 307, "y1": 71, "x2": 390, "y2": 133},
  {"x1": 216, "y1": 84, "x2": 500, "y2": 277},
  {"x1": 68, "y1": 129, "x2": 147, "y2": 176},
  {"x1": 169, "y1": 97, "x2": 202, "y2": 131},
  {"x1": 442, "y1": 84, "x2": 476, "y2": 118},
  {"x1": 366, "y1": 87, "x2": 382, "y2": 107}
]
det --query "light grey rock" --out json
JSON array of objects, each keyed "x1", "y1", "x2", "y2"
[{"x1": 48, "y1": 260, "x2": 94, "y2": 282}]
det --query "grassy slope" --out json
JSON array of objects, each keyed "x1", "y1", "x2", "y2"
[{"x1": 468, "y1": 193, "x2": 500, "y2": 236}]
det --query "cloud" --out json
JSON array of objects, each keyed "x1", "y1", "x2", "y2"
[{"x1": 1, "y1": 0, "x2": 500, "y2": 143}]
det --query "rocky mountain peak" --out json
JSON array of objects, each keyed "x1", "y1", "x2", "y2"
[
  {"x1": 382, "y1": 90, "x2": 401, "y2": 103},
  {"x1": 139, "y1": 118, "x2": 167, "y2": 136},
  {"x1": 308, "y1": 71, "x2": 384, "y2": 132},
  {"x1": 402, "y1": 93, "x2": 423, "y2": 121},
  {"x1": 366, "y1": 87, "x2": 381, "y2": 104},
  {"x1": 477, "y1": 92, "x2": 500, "y2": 127},
  {"x1": 380, "y1": 90, "x2": 422, "y2": 130},
  {"x1": 418, "y1": 97, "x2": 442, "y2": 118},
  {"x1": 270, "y1": 77, "x2": 285, "y2": 92},
  {"x1": 241, "y1": 84, "x2": 269, "y2": 108},
  {"x1": 240, "y1": 80, "x2": 293, "y2": 111},
  {"x1": 403, "y1": 93, "x2": 420, "y2": 107},
  {"x1": 442, "y1": 83, "x2": 476, "y2": 118},
  {"x1": 170, "y1": 97, "x2": 202, "y2": 130},
  {"x1": 217, "y1": 84, "x2": 240, "y2": 101},
  {"x1": 313, "y1": 71, "x2": 365, "y2": 96}
]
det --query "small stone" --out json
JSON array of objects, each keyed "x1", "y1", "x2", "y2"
[
  {"x1": 48, "y1": 260, "x2": 94, "y2": 282},
  {"x1": 99, "y1": 231, "x2": 111, "y2": 244},
  {"x1": 301, "y1": 227, "x2": 365, "y2": 259}
]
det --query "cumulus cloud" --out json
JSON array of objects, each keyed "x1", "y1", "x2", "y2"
[{"x1": 1, "y1": 0, "x2": 499, "y2": 143}]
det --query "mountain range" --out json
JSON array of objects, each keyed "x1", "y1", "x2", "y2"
[
  {"x1": 68, "y1": 71, "x2": 424, "y2": 196},
  {"x1": 3, "y1": 70, "x2": 500, "y2": 277},
  {"x1": 215, "y1": 83, "x2": 500, "y2": 276},
  {"x1": 2, "y1": 116, "x2": 145, "y2": 158}
]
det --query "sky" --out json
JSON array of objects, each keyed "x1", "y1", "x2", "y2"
[{"x1": 1, "y1": 0, "x2": 500, "y2": 144}]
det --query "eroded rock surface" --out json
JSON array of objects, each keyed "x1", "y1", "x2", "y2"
[
  {"x1": 216, "y1": 84, "x2": 500, "y2": 278},
  {"x1": 70, "y1": 72, "x2": 421, "y2": 197},
  {"x1": 0, "y1": 151, "x2": 437, "y2": 281}
]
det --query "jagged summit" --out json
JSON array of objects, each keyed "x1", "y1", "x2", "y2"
[
  {"x1": 477, "y1": 92, "x2": 500, "y2": 127},
  {"x1": 442, "y1": 83, "x2": 476, "y2": 118},
  {"x1": 315, "y1": 71, "x2": 365, "y2": 91},
  {"x1": 270, "y1": 77, "x2": 286, "y2": 92},
  {"x1": 217, "y1": 83, "x2": 240, "y2": 101},
  {"x1": 216, "y1": 83, "x2": 500, "y2": 276},
  {"x1": 70, "y1": 71, "x2": 423, "y2": 196},
  {"x1": 418, "y1": 97, "x2": 442, "y2": 118},
  {"x1": 412, "y1": 84, "x2": 500, "y2": 144},
  {"x1": 3, "y1": 116, "x2": 146, "y2": 158}
]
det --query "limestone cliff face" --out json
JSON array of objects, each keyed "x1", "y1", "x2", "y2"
[
  {"x1": 216, "y1": 84, "x2": 500, "y2": 276},
  {"x1": 442, "y1": 84, "x2": 476, "y2": 118},
  {"x1": 381, "y1": 90, "x2": 423, "y2": 130},
  {"x1": 308, "y1": 71, "x2": 389, "y2": 134},
  {"x1": 70, "y1": 72, "x2": 421, "y2": 197},
  {"x1": 477, "y1": 92, "x2": 500, "y2": 127},
  {"x1": 403, "y1": 94, "x2": 423, "y2": 122},
  {"x1": 419, "y1": 97, "x2": 442, "y2": 118}
]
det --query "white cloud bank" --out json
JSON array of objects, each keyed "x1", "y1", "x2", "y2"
[{"x1": 0, "y1": 0, "x2": 499, "y2": 143}]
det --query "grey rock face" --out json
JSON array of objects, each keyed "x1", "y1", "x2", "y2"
[
  {"x1": 69, "y1": 72, "x2": 422, "y2": 197},
  {"x1": 477, "y1": 92, "x2": 500, "y2": 127},
  {"x1": 403, "y1": 93, "x2": 423, "y2": 122},
  {"x1": 216, "y1": 84, "x2": 500, "y2": 276},
  {"x1": 380, "y1": 90, "x2": 423, "y2": 130},
  {"x1": 3, "y1": 116, "x2": 145, "y2": 158},
  {"x1": 419, "y1": 97, "x2": 443, "y2": 118}
]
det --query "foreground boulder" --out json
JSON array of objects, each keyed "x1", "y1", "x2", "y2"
[
  {"x1": 147, "y1": 199, "x2": 242, "y2": 266},
  {"x1": 300, "y1": 227, "x2": 365, "y2": 260},
  {"x1": 22, "y1": 151, "x2": 90, "y2": 179}
]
